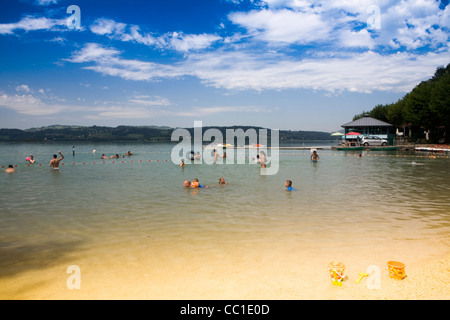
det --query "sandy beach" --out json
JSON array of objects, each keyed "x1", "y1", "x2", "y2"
[{"x1": 1, "y1": 240, "x2": 448, "y2": 300}]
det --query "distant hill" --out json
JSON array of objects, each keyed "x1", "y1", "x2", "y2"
[{"x1": 0, "y1": 125, "x2": 339, "y2": 142}]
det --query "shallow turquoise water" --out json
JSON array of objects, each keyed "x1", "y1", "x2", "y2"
[{"x1": 0, "y1": 141, "x2": 449, "y2": 297}]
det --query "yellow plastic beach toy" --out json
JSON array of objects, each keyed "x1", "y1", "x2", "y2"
[
  {"x1": 327, "y1": 262, "x2": 345, "y2": 286},
  {"x1": 355, "y1": 272, "x2": 369, "y2": 284},
  {"x1": 388, "y1": 261, "x2": 406, "y2": 280}
]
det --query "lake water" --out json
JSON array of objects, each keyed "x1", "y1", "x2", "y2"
[{"x1": 0, "y1": 141, "x2": 449, "y2": 299}]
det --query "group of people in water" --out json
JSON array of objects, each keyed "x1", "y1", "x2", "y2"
[
  {"x1": 183, "y1": 177, "x2": 228, "y2": 189},
  {"x1": 4, "y1": 150, "x2": 136, "y2": 172},
  {"x1": 101, "y1": 151, "x2": 134, "y2": 159},
  {"x1": 4, "y1": 148, "x2": 319, "y2": 193}
]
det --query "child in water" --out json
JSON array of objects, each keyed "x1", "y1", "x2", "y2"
[
  {"x1": 285, "y1": 180, "x2": 296, "y2": 191},
  {"x1": 26, "y1": 156, "x2": 35, "y2": 164},
  {"x1": 311, "y1": 150, "x2": 319, "y2": 162},
  {"x1": 219, "y1": 177, "x2": 227, "y2": 185},
  {"x1": 191, "y1": 178, "x2": 207, "y2": 188}
]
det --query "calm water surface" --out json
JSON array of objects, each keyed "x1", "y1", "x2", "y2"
[{"x1": 0, "y1": 142, "x2": 449, "y2": 298}]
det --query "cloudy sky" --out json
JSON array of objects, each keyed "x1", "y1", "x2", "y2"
[{"x1": 0, "y1": 0, "x2": 448, "y2": 131}]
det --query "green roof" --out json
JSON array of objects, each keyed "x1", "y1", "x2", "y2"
[{"x1": 342, "y1": 116, "x2": 393, "y2": 128}]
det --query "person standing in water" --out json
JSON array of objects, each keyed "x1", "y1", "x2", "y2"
[
  {"x1": 311, "y1": 150, "x2": 319, "y2": 162},
  {"x1": 26, "y1": 155, "x2": 35, "y2": 164},
  {"x1": 259, "y1": 151, "x2": 267, "y2": 168},
  {"x1": 50, "y1": 151, "x2": 64, "y2": 170}
]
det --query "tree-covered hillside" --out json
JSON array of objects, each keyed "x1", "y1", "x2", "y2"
[{"x1": 0, "y1": 125, "x2": 338, "y2": 142}]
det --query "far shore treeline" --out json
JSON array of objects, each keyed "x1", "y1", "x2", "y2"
[
  {"x1": 353, "y1": 63, "x2": 450, "y2": 143},
  {"x1": 0, "y1": 125, "x2": 339, "y2": 143}
]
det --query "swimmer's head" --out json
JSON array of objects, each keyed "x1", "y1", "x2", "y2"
[
  {"x1": 8, "y1": 165, "x2": 13, "y2": 169},
  {"x1": 193, "y1": 178, "x2": 199, "y2": 182},
  {"x1": 184, "y1": 180, "x2": 191, "y2": 187},
  {"x1": 285, "y1": 180, "x2": 292, "y2": 187}
]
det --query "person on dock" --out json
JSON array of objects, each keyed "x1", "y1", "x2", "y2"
[{"x1": 50, "y1": 151, "x2": 64, "y2": 170}]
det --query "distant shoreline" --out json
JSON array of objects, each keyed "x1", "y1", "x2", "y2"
[{"x1": 0, "y1": 125, "x2": 340, "y2": 143}]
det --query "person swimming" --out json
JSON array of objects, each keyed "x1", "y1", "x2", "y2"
[
  {"x1": 285, "y1": 180, "x2": 296, "y2": 191},
  {"x1": 180, "y1": 159, "x2": 186, "y2": 167},
  {"x1": 123, "y1": 151, "x2": 134, "y2": 157},
  {"x1": 184, "y1": 180, "x2": 191, "y2": 187},
  {"x1": 101, "y1": 154, "x2": 109, "y2": 159},
  {"x1": 219, "y1": 177, "x2": 227, "y2": 185},
  {"x1": 191, "y1": 178, "x2": 207, "y2": 188},
  {"x1": 5, "y1": 165, "x2": 16, "y2": 173}
]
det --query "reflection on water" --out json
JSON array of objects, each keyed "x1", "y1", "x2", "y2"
[{"x1": 0, "y1": 142, "x2": 449, "y2": 297}]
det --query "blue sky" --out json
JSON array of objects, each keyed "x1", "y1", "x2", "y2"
[{"x1": 0, "y1": 0, "x2": 448, "y2": 132}]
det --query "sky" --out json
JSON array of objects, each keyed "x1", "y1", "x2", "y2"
[{"x1": 0, "y1": 0, "x2": 448, "y2": 132}]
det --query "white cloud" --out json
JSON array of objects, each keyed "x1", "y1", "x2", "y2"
[
  {"x1": 229, "y1": 0, "x2": 449, "y2": 51},
  {"x1": 36, "y1": 0, "x2": 61, "y2": 5},
  {"x1": 90, "y1": 18, "x2": 221, "y2": 52},
  {"x1": 169, "y1": 32, "x2": 222, "y2": 52},
  {"x1": 128, "y1": 96, "x2": 171, "y2": 106},
  {"x1": 86, "y1": 106, "x2": 162, "y2": 120},
  {"x1": 0, "y1": 93, "x2": 68, "y2": 116},
  {"x1": 0, "y1": 16, "x2": 65, "y2": 34},
  {"x1": 229, "y1": 8, "x2": 333, "y2": 44},
  {"x1": 67, "y1": 42, "x2": 449, "y2": 94},
  {"x1": 181, "y1": 105, "x2": 273, "y2": 117},
  {"x1": 16, "y1": 85, "x2": 31, "y2": 93},
  {"x1": 67, "y1": 43, "x2": 120, "y2": 63},
  {"x1": 185, "y1": 49, "x2": 449, "y2": 93},
  {"x1": 67, "y1": 43, "x2": 184, "y2": 81},
  {"x1": 90, "y1": 18, "x2": 127, "y2": 37}
]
